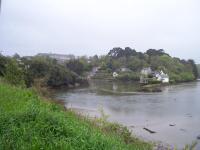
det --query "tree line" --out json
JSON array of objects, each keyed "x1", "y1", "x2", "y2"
[
  {"x1": 0, "y1": 53, "x2": 89, "y2": 88},
  {"x1": 0, "y1": 47, "x2": 198, "y2": 87},
  {"x1": 98, "y1": 47, "x2": 199, "y2": 82}
]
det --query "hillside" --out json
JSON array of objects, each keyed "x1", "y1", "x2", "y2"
[
  {"x1": 96, "y1": 47, "x2": 198, "y2": 82},
  {"x1": 0, "y1": 82, "x2": 152, "y2": 150}
]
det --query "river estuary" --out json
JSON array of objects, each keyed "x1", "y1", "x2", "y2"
[{"x1": 53, "y1": 80, "x2": 200, "y2": 149}]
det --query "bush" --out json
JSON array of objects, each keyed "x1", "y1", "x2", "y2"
[
  {"x1": 117, "y1": 72, "x2": 140, "y2": 81},
  {"x1": 148, "y1": 79, "x2": 161, "y2": 84},
  {"x1": 169, "y1": 73, "x2": 182, "y2": 82},
  {"x1": 180, "y1": 72, "x2": 195, "y2": 81},
  {"x1": 0, "y1": 55, "x2": 9, "y2": 76},
  {"x1": 4, "y1": 60, "x2": 25, "y2": 86},
  {"x1": 169, "y1": 72, "x2": 195, "y2": 82},
  {"x1": 28, "y1": 57, "x2": 51, "y2": 78},
  {"x1": 66, "y1": 60, "x2": 84, "y2": 75},
  {"x1": 46, "y1": 65, "x2": 76, "y2": 87}
]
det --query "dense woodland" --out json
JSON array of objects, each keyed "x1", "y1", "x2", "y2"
[
  {"x1": 0, "y1": 48, "x2": 199, "y2": 88},
  {"x1": 0, "y1": 53, "x2": 87, "y2": 88},
  {"x1": 97, "y1": 47, "x2": 199, "y2": 82}
]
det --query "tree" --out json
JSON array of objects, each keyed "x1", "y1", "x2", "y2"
[
  {"x1": 79, "y1": 56, "x2": 92, "y2": 71},
  {"x1": 0, "y1": 54, "x2": 9, "y2": 76},
  {"x1": 90, "y1": 55, "x2": 99, "y2": 67},
  {"x1": 127, "y1": 57, "x2": 147, "y2": 71},
  {"x1": 4, "y1": 60, "x2": 25, "y2": 86},
  {"x1": 188, "y1": 59, "x2": 198, "y2": 79},
  {"x1": 108, "y1": 47, "x2": 137, "y2": 58},
  {"x1": 28, "y1": 57, "x2": 51, "y2": 78},
  {"x1": 146, "y1": 49, "x2": 168, "y2": 56},
  {"x1": 47, "y1": 65, "x2": 75, "y2": 87},
  {"x1": 66, "y1": 60, "x2": 84, "y2": 75},
  {"x1": 13, "y1": 53, "x2": 20, "y2": 59}
]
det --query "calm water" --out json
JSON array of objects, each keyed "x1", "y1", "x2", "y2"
[{"x1": 54, "y1": 80, "x2": 200, "y2": 149}]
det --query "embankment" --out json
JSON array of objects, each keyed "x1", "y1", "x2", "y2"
[{"x1": 0, "y1": 83, "x2": 152, "y2": 150}]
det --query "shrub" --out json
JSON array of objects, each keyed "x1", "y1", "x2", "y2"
[
  {"x1": 4, "y1": 60, "x2": 25, "y2": 86},
  {"x1": 180, "y1": 72, "x2": 195, "y2": 81},
  {"x1": 66, "y1": 59, "x2": 84, "y2": 75},
  {"x1": 0, "y1": 55, "x2": 9, "y2": 76},
  {"x1": 148, "y1": 79, "x2": 161, "y2": 84},
  {"x1": 46, "y1": 65, "x2": 75, "y2": 87},
  {"x1": 169, "y1": 72, "x2": 195, "y2": 82},
  {"x1": 28, "y1": 57, "x2": 51, "y2": 78},
  {"x1": 117, "y1": 72, "x2": 140, "y2": 81}
]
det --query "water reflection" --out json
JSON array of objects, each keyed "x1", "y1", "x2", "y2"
[{"x1": 54, "y1": 80, "x2": 200, "y2": 149}]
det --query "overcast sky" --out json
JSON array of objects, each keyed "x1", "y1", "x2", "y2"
[{"x1": 0, "y1": 0, "x2": 200, "y2": 63}]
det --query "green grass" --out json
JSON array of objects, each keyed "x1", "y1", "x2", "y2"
[{"x1": 0, "y1": 83, "x2": 152, "y2": 150}]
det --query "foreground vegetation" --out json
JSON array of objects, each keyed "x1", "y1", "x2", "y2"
[{"x1": 0, "y1": 82, "x2": 152, "y2": 150}]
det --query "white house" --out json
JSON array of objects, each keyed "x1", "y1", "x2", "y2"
[
  {"x1": 155, "y1": 72, "x2": 162, "y2": 81},
  {"x1": 155, "y1": 70, "x2": 169, "y2": 83},
  {"x1": 140, "y1": 68, "x2": 169, "y2": 84},
  {"x1": 113, "y1": 72, "x2": 119, "y2": 78}
]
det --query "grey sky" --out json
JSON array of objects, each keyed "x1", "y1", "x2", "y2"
[{"x1": 0, "y1": 0, "x2": 200, "y2": 63}]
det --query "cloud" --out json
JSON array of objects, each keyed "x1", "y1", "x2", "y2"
[{"x1": 0, "y1": 0, "x2": 200, "y2": 63}]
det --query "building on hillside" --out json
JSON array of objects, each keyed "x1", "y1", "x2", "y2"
[
  {"x1": 140, "y1": 76, "x2": 149, "y2": 84},
  {"x1": 113, "y1": 72, "x2": 119, "y2": 78},
  {"x1": 140, "y1": 68, "x2": 169, "y2": 84},
  {"x1": 37, "y1": 53, "x2": 75, "y2": 63},
  {"x1": 141, "y1": 67, "x2": 152, "y2": 76},
  {"x1": 140, "y1": 67, "x2": 152, "y2": 84},
  {"x1": 155, "y1": 70, "x2": 169, "y2": 83}
]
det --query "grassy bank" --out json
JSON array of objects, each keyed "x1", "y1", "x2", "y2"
[{"x1": 0, "y1": 83, "x2": 152, "y2": 150}]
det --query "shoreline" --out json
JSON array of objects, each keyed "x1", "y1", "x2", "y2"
[
  {"x1": 61, "y1": 105, "x2": 199, "y2": 150},
  {"x1": 61, "y1": 106, "x2": 178, "y2": 150},
  {"x1": 0, "y1": 82, "x2": 153, "y2": 150},
  {"x1": 49, "y1": 81, "x2": 200, "y2": 150}
]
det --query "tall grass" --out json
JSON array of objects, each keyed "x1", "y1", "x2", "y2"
[{"x1": 0, "y1": 83, "x2": 152, "y2": 150}]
